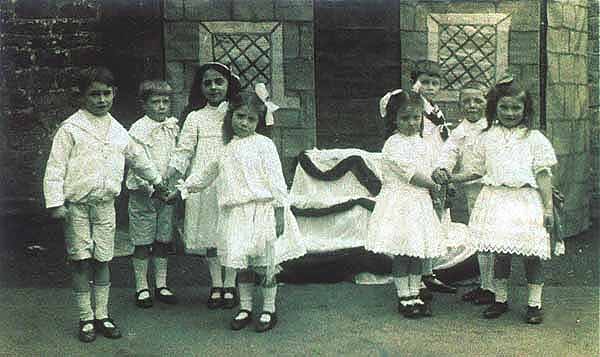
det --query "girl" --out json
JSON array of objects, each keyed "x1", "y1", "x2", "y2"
[
  {"x1": 171, "y1": 87, "x2": 305, "y2": 332},
  {"x1": 166, "y1": 62, "x2": 241, "y2": 309},
  {"x1": 366, "y1": 89, "x2": 444, "y2": 318},
  {"x1": 451, "y1": 80, "x2": 557, "y2": 324}
]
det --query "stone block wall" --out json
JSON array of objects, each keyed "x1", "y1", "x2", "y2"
[
  {"x1": 0, "y1": 0, "x2": 103, "y2": 214},
  {"x1": 163, "y1": 0, "x2": 316, "y2": 182},
  {"x1": 589, "y1": 0, "x2": 600, "y2": 219},
  {"x1": 547, "y1": 0, "x2": 591, "y2": 236}
]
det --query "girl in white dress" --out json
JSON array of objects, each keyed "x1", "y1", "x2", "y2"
[
  {"x1": 171, "y1": 88, "x2": 305, "y2": 332},
  {"x1": 166, "y1": 62, "x2": 241, "y2": 309},
  {"x1": 451, "y1": 80, "x2": 557, "y2": 324},
  {"x1": 366, "y1": 89, "x2": 444, "y2": 318}
]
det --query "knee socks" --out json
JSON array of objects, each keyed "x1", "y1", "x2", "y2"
[
  {"x1": 93, "y1": 283, "x2": 111, "y2": 320},
  {"x1": 132, "y1": 257, "x2": 149, "y2": 293},
  {"x1": 478, "y1": 252, "x2": 495, "y2": 293},
  {"x1": 153, "y1": 256, "x2": 168, "y2": 289},
  {"x1": 494, "y1": 279, "x2": 508, "y2": 303},
  {"x1": 207, "y1": 256, "x2": 223, "y2": 288},
  {"x1": 528, "y1": 283, "x2": 543, "y2": 308},
  {"x1": 73, "y1": 288, "x2": 94, "y2": 322}
]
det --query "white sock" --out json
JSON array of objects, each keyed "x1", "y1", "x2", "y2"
[
  {"x1": 408, "y1": 274, "x2": 421, "y2": 296},
  {"x1": 262, "y1": 286, "x2": 277, "y2": 313},
  {"x1": 494, "y1": 279, "x2": 508, "y2": 303},
  {"x1": 478, "y1": 253, "x2": 494, "y2": 292},
  {"x1": 73, "y1": 290, "x2": 94, "y2": 321},
  {"x1": 238, "y1": 283, "x2": 254, "y2": 313},
  {"x1": 154, "y1": 257, "x2": 168, "y2": 289},
  {"x1": 132, "y1": 257, "x2": 149, "y2": 293},
  {"x1": 393, "y1": 276, "x2": 410, "y2": 298},
  {"x1": 93, "y1": 283, "x2": 111, "y2": 320},
  {"x1": 527, "y1": 283, "x2": 544, "y2": 308},
  {"x1": 207, "y1": 257, "x2": 223, "y2": 288},
  {"x1": 223, "y1": 267, "x2": 237, "y2": 288}
]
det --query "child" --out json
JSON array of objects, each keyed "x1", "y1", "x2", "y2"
[
  {"x1": 166, "y1": 62, "x2": 241, "y2": 309},
  {"x1": 366, "y1": 89, "x2": 444, "y2": 318},
  {"x1": 450, "y1": 80, "x2": 557, "y2": 324},
  {"x1": 170, "y1": 87, "x2": 305, "y2": 332},
  {"x1": 410, "y1": 59, "x2": 457, "y2": 299},
  {"x1": 432, "y1": 81, "x2": 495, "y2": 305},
  {"x1": 126, "y1": 80, "x2": 179, "y2": 308},
  {"x1": 43, "y1": 67, "x2": 168, "y2": 342}
]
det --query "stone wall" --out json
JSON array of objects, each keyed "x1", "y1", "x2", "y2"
[
  {"x1": 163, "y1": 0, "x2": 316, "y2": 182},
  {"x1": 547, "y1": 0, "x2": 591, "y2": 236},
  {"x1": 0, "y1": 0, "x2": 103, "y2": 214},
  {"x1": 589, "y1": 0, "x2": 600, "y2": 219}
]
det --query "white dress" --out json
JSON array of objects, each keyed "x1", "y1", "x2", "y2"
[
  {"x1": 365, "y1": 133, "x2": 444, "y2": 258},
  {"x1": 179, "y1": 134, "x2": 306, "y2": 271},
  {"x1": 466, "y1": 126, "x2": 557, "y2": 259},
  {"x1": 169, "y1": 103, "x2": 227, "y2": 254}
]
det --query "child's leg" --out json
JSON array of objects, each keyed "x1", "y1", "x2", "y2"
[
  {"x1": 153, "y1": 242, "x2": 170, "y2": 290},
  {"x1": 408, "y1": 257, "x2": 423, "y2": 299},
  {"x1": 92, "y1": 260, "x2": 111, "y2": 320},
  {"x1": 207, "y1": 247, "x2": 223, "y2": 289},
  {"x1": 230, "y1": 269, "x2": 254, "y2": 330},
  {"x1": 493, "y1": 254, "x2": 512, "y2": 303},
  {"x1": 72, "y1": 259, "x2": 94, "y2": 324},
  {"x1": 392, "y1": 255, "x2": 410, "y2": 299},
  {"x1": 478, "y1": 252, "x2": 495, "y2": 293},
  {"x1": 524, "y1": 256, "x2": 544, "y2": 307},
  {"x1": 132, "y1": 245, "x2": 151, "y2": 298}
]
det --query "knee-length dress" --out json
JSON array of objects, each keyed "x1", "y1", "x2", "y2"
[
  {"x1": 366, "y1": 133, "x2": 444, "y2": 258},
  {"x1": 169, "y1": 103, "x2": 227, "y2": 254},
  {"x1": 178, "y1": 134, "x2": 306, "y2": 271},
  {"x1": 466, "y1": 126, "x2": 557, "y2": 260}
]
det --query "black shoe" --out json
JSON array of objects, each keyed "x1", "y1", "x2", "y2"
[
  {"x1": 222, "y1": 287, "x2": 238, "y2": 309},
  {"x1": 398, "y1": 297, "x2": 421, "y2": 319},
  {"x1": 525, "y1": 306, "x2": 543, "y2": 324},
  {"x1": 483, "y1": 302, "x2": 508, "y2": 319},
  {"x1": 135, "y1": 289, "x2": 153, "y2": 308},
  {"x1": 473, "y1": 290, "x2": 495, "y2": 305},
  {"x1": 207, "y1": 287, "x2": 224, "y2": 309},
  {"x1": 155, "y1": 287, "x2": 178, "y2": 305},
  {"x1": 461, "y1": 287, "x2": 484, "y2": 302},
  {"x1": 230, "y1": 309, "x2": 253, "y2": 330},
  {"x1": 422, "y1": 275, "x2": 457, "y2": 294},
  {"x1": 255, "y1": 311, "x2": 278, "y2": 332},
  {"x1": 78, "y1": 320, "x2": 96, "y2": 343},
  {"x1": 94, "y1": 318, "x2": 122, "y2": 339}
]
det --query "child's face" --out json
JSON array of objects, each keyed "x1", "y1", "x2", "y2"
[
  {"x1": 395, "y1": 105, "x2": 421, "y2": 136},
  {"x1": 496, "y1": 95, "x2": 525, "y2": 128},
  {"x1": 201, "y1": 69, "x2": 229, "y2": 106},
  {"x1": 82, "y1": 81, "x2": 114, "y2": 117},
  {"x1": 459, "y1": 89, "x2": 486, "y2": 123},
  {"x1": 232, "y1": 105, "x2": 259, "y2": 138},
  {"x1": 416, "y1": 74, "x2": 441, "y2": 101},
  {"x1": 143, "y1": 95, "x2": 171, "y2": 122}
]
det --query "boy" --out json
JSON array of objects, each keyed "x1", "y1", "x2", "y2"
[
  {"x1": 43, "y1": 67, "x2": 168, "y2": 342},
  {"x1": 410, "y1": 59, "x2": 457, "y2": 316},
  {"x1": 126, "y1": 80, "x2": 179, "y2": 308},
  {"x1": 433, "y1": 81, "x2": 495, "y2": 305}
]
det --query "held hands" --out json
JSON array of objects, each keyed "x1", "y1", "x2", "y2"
[
  {"x1": 432, "y1": 168, "x2": 451, "y2": 185},
  {"x1": 49, "y1": 205, "x2": 68, "y2": 220}
]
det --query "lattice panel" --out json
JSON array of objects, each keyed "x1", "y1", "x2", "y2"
[
  {"x1": 438, "y1": 24, "x2": 497, "y2": 90},
  {"x1": 213, "y1": 33, "x2": 272, "y2": 90}
]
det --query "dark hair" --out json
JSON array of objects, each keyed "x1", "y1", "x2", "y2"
[
  {"x1": 383, "y1": 90, "x2": 423, "y2": 139},
  {"x1": 222, "y1": 90, "x2": 269, "y2": 144},
  {"x1": 182, "y1": 62, "x2": 241, "y2": 120},
  {"x1": 410, "y1": 59, "x2": 442, "y2": 84},
  {"x1": 485, "y1": 80, "x2": 534, "y2": 130},
  {"x1": 78, "y1": 66, "x2": 115, "y2": 93},
  {"x1": 138, "y1": 80, "x2": 173, "y2": 102}
]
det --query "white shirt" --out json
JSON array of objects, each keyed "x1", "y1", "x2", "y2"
[
  {"x1": 466, "y1": 125, "x2": 557, "y2": 188},
  {"x1": 126, "y1": 115, "x2": 179, "y2": 192},
  {"x1": 437, "y1": 117, "x2": 487, "y2": 176},
  {"x1": 43, "y1": 110, "x2": 161, "y2": 208},
  {"x1": 381, "y1": 132, "x2": 434, "y2": 189},
  {"x1": 180, "y1": 134, "x2": 289, "y2": 208}
]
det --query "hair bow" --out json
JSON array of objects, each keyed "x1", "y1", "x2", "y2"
[
  {"x1": 254, "y1": 83, "x2": 280, "y2": 126},
  {"x1": 379, "y1": 89, "x2": 403, "y2": 118}
]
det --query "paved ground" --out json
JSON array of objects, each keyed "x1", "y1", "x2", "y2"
[{"x1": 0, "y1": 216, "x2": 598, "y2": 356}]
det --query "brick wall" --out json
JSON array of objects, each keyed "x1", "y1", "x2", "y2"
[
  {"x1": 589, "y1": 0, "x2": 600, "y2": 219},
  {"x1": 0, "y1": 0, "x2": 103, "y2": 214},
  {"x1": 547, "y1": 0, "x2": 591, "y2": 236},
  {"x1": 163, "y1": 0, "x2": 316, "y2": 183}
]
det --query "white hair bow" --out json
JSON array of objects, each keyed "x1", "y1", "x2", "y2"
[
  {"x1": 254, "y1": 83, "x2": 280, "y2": 126},
  {"x1": 379, "y1": 88, "x2": 403, "y2": 118}
]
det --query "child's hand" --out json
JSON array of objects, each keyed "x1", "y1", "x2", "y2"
[
  {"x1": 275, "y1": 207, "x2": 284, "y2": 237},
  {"x1": 163, "y1": 189, "x2": 182, "y2": 205},
  {"x1": 543, "y1": 209, "x2": 554, "y2": 232},
  {"x1": 432, "y1": 168, "x2": 450, "y2": 185},
  {"x1": 152, "y1": 182, "x2": 170, "y2": 200},
  {"x1": 49, "y1": 206, "x2": 68, "y2": 220}
]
